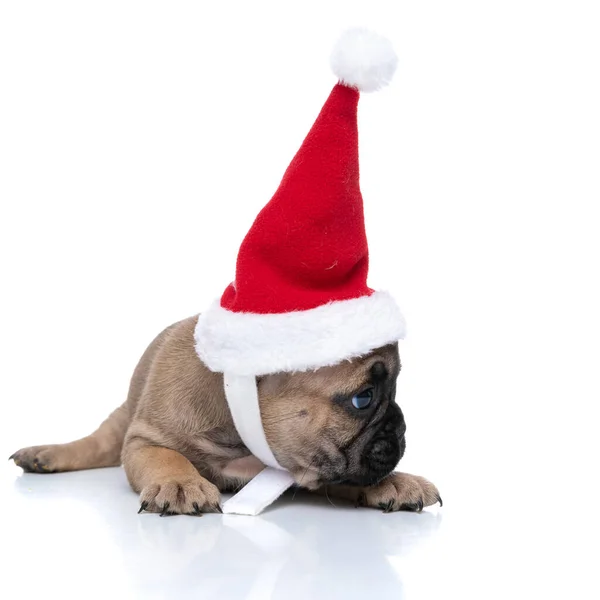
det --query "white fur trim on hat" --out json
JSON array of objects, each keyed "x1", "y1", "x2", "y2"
[{"x1": 194, "y1": 291, "x2": 406, "y2": 376}]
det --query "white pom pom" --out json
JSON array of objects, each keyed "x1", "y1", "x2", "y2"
[{"x1": 330, "y1": 28, "x2": 398, "y2": 93}]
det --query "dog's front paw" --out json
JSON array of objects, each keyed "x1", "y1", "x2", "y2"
[
  {"x1": 357, "y1": 472, "x2": 442, "y2": 513},
  {"x1": 137, "y1": 476, "x2": 222, "y2": 516}
]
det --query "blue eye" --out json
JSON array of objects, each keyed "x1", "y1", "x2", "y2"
[{"x1": 352, "y1": 388, "x2": 374, "y2": 409}]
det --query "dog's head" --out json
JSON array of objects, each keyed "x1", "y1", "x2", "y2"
[{"x1": 258, "y1": 344, "x2": 405, "y2": 489}]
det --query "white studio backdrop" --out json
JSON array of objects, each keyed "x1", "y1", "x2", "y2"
[{"x1": 0, "y1": 0, "x2": 599, "y2": 553}]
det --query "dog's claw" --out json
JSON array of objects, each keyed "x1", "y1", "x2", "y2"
[
  {"x1": 417, "y1": 498, "x2": 424, "y2": 512},
  {"x1": 160, "y1": 502, "x2": 171, "y2": 517},
  {"x1": 138, "y1": 501, "x2": 149, "y2": 514},
  {"x1": 191, "y1": 501, "x2": 204, "y2": 516},
  {"x1": 8, "y1": 453, "x2": 15, "y2": 461},
  {"x1": 213, "y1": 504, "x2": 223, "y2": 514},
  {"x1": 436, "y1": 494, "x2": 443, "y2": 507},
  {"x1": 382, "y1": 499, "x2": 395, "y2": 513}
]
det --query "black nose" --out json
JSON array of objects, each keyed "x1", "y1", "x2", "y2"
[
  {"x1": 384, "y1": 412, "x2": 405, "y2": 438},
  {"x1": 382, "y1": 402, "x2": 405, "y2": 435}
]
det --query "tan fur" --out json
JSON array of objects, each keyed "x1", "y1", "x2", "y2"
[
  {"x1": 11, "y1": 317, "x2": 440, "y2": 514},
  {"x1": 317, "y1": 472, "x2": 442, "y2": 512}
]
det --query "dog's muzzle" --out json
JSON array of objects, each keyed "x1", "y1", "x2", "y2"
[{"x1": 340, "y1": 403, "x2": 406, "y2": 487}]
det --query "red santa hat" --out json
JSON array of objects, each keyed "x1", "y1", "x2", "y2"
[{"x1": 195, "y1": 29, "x2": 406, "y2": 378}]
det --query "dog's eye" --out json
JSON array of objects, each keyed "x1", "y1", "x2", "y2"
[{"x1": 351, "y1": 388, "x2": 374, "y2": 410}]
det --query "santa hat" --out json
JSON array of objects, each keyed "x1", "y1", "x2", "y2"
[{"x1": 194, "y1": 29, "x2": 406, "y2": 514}]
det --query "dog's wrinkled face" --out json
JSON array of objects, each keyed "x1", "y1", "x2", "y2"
[{"x1": 258, "y1": 344, "x2": 405, "y2": 489}]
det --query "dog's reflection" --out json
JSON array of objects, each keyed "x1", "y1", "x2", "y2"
[{"x1": 14, "y1": 468, "x2": 442, "y2": 599}]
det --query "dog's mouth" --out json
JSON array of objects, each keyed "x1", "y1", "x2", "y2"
[{"x1": 318, "y1": 432, "x2": 406, "y2": 488}]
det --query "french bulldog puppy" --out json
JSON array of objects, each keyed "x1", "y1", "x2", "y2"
[{"x1": 10, "y1": 317, "x2": 441, "y2": 515}]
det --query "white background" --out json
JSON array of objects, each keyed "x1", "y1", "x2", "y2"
[{"x1": 1, "y1": 1, "x2": 599, "y2": 599}]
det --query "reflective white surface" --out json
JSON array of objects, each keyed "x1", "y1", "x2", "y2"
[{"x1": 3, "y1": 462, "x2": 597, "y2": 600}]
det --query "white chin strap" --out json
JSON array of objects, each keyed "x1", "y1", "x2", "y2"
[{"x1": 222, "y1": 373, "x2": 295, "y2": 516}]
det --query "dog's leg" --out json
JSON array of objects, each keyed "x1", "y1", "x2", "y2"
[
  {"x1": 9, "y1": 403, "x2": 130, "y2": 473},
  {"x1": 317, "y1": 472, "x2": 442, "y2": 513},
  {"x1": 122, "y1": 438, "x2": 222, "y2": 515}
]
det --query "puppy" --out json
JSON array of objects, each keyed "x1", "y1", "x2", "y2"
[{"x1": 10, "y1": 317, "x2": 441, "y2": 515}]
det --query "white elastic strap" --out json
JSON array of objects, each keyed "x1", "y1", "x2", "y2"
[
  {"x1": 222, "y1": 373, "x2": 295, "y2": 515},
  {"x1": 222, "y1": 467, "x2": 295, "y2": 516},
  {"x1": 223, "y1": 373, "x2": 281, "y2": 468}
]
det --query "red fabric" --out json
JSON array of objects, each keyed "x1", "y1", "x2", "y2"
[{"x1": 221, "y1": 83, "x2": 373, "y2": 315}]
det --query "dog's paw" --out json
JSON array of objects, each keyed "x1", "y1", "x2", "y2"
[
  {"x1": 9, "y1": 446, "x2": 61, "y2": 473},
  {"x1": 137, "y1": 476, "x2": 222, "y2": 516},
  {"x1": 357, "y1": 472, "x2": 442, "y2": 513}
]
